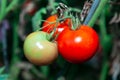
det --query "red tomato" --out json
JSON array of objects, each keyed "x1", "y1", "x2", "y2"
[
  {"x1": 42, "y1": 15, "x2": 71, "y2": 36},
  {"x1": 57, "y1": 25, "x2": 99, "y2": 63}
]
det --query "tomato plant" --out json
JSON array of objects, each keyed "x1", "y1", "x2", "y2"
[
  {"x1": 23, "y1": 31, "x2": 58, "y2": 65},
  {"x1": 57, "y1": 25, "x2": 99, "y2": 63},
  {"x1": 42, "y1": 14, "x2": 71, "y2": 36}
]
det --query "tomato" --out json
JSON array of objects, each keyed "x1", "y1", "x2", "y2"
[
  {"x1": 57, "y1": 25, "x2": 99, "y2": 63},
  {"x1": 42, "y1": 14, "x2": 59, "y2": 33},
  {"x1": 42, "y1": 14, "x2": 71, "y2": 36},
  {"x1": 23, "y1": 31, "x2": 58, "y2": 65}
]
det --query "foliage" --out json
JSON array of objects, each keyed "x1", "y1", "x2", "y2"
[{"x1": 0, "y1": 0, "x2": 120, "y2": 80}]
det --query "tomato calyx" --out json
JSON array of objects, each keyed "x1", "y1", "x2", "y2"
[
  {"x1": 70, "y1": 14, "x2": 81, "y2": 30},
  {"x1": 46, "y1": 29, "x2": 56, "y2": 41}
]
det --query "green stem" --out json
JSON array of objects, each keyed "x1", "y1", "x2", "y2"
[
  {"x1": 37, "y1": 16, "x2": 72, "y2": 31},
  {"x1": 47, "y1": 22, "x2": 59, "y2": 41},
  {"x1": 88, "y1": 0, "x2": 109, "y2": 27},
  {"x1": 0, "y1": 0, "x2": 18, "y2": 23},
  {"x1": 99, "y1": 10, "x2": 107, "y2": 37},
  {"x1": 39, "y1": 16, "x2": 72, "y2": 23},
  {"x1": 99, "y1": 6, "x2": 109, "y2": 80},
  {"x1": 56, "y1": 16, "x2": 72, "y2": 22},
  {"x1": 0, "y1": 0, "x2": 7, "y2": 22},
  {"x1": 12, "y1": 19, "x2": 19, "y2": 63},
  {"x1": 6, "y1": 0, "x2": 19, "y2": 13},
  {"x1": 10, "y1": 18, "x2": 20, "y2": 80},
  {"x1": 100, "y1": 60, "x2": 109, "y2": 80},
  {"x1": 69, "y1": 7, "x2": 81, "y2": 13}
]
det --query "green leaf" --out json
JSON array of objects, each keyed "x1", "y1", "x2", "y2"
[
  {"x1": 0, "y1": 67, "x2": 5, "y2": 74},
  {"x1": 32, "y1": 8, "x2": 47, "y2": 31}
]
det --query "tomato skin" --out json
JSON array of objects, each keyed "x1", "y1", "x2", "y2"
[
  {"x1": 57, "y1": 25, "x2": 99, "y2": 63},
  {"x1": 23, "y1": 31, "x2": 58, "y2": 65},
  {"x1": 42, "y1": 15, "x2": 71, "y2": 36}
]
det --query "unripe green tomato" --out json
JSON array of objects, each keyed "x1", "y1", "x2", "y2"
[{"x1": 23, "y1": 31, "x2": 58, "y2": 65}]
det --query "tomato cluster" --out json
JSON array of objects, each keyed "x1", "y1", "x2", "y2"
[{"x1": 23, "y1": 14, "x2": 99, "y2": 65}]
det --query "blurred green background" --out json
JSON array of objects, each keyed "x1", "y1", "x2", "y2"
[{"x1": 0, "y1": 0, "x2": 120, "y2": 80}]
